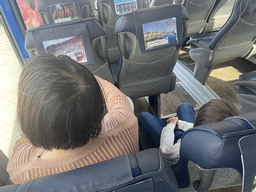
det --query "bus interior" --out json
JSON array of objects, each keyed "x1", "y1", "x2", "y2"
[{"x1": 0, "y1": 0, "x2": 256, "y2": 191}]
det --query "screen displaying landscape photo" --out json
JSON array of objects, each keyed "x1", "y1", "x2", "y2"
[
  {"x1": 49, "y1": 2, "x2": 78, "y2": 23},
  {"x1": 143, "y1": 17, "x2": 177, "y2": 50},
  {"x1": 114, "y1": 0, "x2": 137, "y2": 15},
  {"x1": 43, "y1": 35, "x2": 87, "y2": 63}
]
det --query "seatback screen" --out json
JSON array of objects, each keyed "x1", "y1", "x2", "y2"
[
  {"x1": 49, "y1": 2, "x2": 78, "y2": 23},
  {"x1": 114, "y1": 0, "x2": 137, "y2": 15},
  {"x1": 142, "y1": 17, "x2": 177, "y2": 50},
  {"x1": 43, "y1": 35, "x2": 87, "y2": 64}
]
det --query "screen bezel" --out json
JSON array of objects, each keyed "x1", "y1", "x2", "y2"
[
  {"x1": 32, "y1": 20, "x2": 94, "y2": 65},
  {"x1": 134, "y1": 6, "x2": 184, "y2": 53}
]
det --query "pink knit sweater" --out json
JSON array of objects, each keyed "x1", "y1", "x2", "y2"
[{"x1": 7, "y1": 76, "x2": 139, "y2": 184}]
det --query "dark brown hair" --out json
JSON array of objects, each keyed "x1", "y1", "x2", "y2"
[
  {"x1": 194, "y1": 99, "x2": 239, "y2": 127},
  {"x1": 18, "y1": 54, "x2": 105, "y2": 150}
]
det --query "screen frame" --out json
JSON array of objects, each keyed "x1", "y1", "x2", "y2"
[
  {"x1": 134, "y1": 6, "x2": 184, "y2": 54},
  {"x1": 142, "y1": 17, "x2": 178, "y2": 51},
  {"x1": 32, "y1": 19, "x2": 94, "y2": 65},
  {"x1": 38, "y1": 0, "x2": 83, "y2": 24}
]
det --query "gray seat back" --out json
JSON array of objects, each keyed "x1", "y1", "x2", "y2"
[
  {"x1": 115, "y1": 4, "x2": 189, "y2": 98},
  {"x1": 236, "y1": 70, "x2": 256, "y2": 94},
  {"x1": 183, "y1": 0, "x2": 216, "y2": 37},
  {"x1": 0, "y1": 149, "x2": 180, "y2": 192},
  {"x1": 37, "y1": 0, "x2": 93, "y2": 24},
  {"x1": 97, "y1": 0, "x2": 148, "y2": 64},
  {"x1": 208, "y1": 0, "x2": 256, "y2": 62},
  {"x1": 203, "y1": 0, "x2": 236, "y2": 33},
  {"x1": 188, "y1": 0, "x2": 256, "y2": 85},
  {"x1": 235, "y1": 70, "x2": 256, "y2": 114},
  {"x1": 25, "y1": 18, "x2": 114, "y2": 83},
  {"x1": 0, "y1": 150, "x2": 12, "y2": 186},
  {"x1": 151, "y1": 0, "x2": 217, "y2": 37}
]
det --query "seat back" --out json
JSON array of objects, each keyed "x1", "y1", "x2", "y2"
[
  {"x1": 188, "y1": 0, "x2": 256, "y2": 85},
  {"x1": 208, "y1": 0, "x2": 256, "y2": 63},
  {"x1": 0, "y1": 150, "x2": 12, "y2": 186},
  {"x1": 151, "y1": 0, "x2": 216, "y2": 37},
  {"x1": 25, "y1": 18, "x2": 114, "y2": 83},
  {"x1": 203, "y1": 0, "x2": 236, "y2": 33},
  {"x1": 236, "y1": 71, "x2": 256, "y2": 94},
  {"x1": 97, "y1": 0, "x2": 148, "y2": 64},
  {"x1": 239, "y1": 133, "x2": 256, "y2": 192},
  {"x1": 173, "y1": 111, "x2": 256, "y2": 189},
  {"x1": 234, "y1": 70, "x2": 256, "y2": 113},
  {"x1": 37, "y1": 0, "x2": 93, "y2": 24},
  {"x1": 0, "y1": 149, "x2": 180, "y2": 192},
  {"x1": 150, "y1": 0, "x2": 173, "y2": 6},
  {"x1": 115, "y1": 4, "x2": 189, "y2": 98},
  {"x1": 183, "y1": 0, "x2": 216, "y2": 37}
]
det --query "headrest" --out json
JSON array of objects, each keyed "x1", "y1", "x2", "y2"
[
  {"x1": 98, "y1": 0, "x2": 144, "y2": 17},
  {"x1": 180, "y1": 111, "x2": 256, "y2": 174},
  {"x1": 37, "y1": 0, "x2": 91, "y2": 23},
  {"x1": 25, "y1": 18, "x2": 105, "y2": 65},
  {"x1": 0, "y1": 149, "x2": 180, "y2": 192},
  {"x1": 115, "y1": 4, "x2": 189, "y2": 54}
]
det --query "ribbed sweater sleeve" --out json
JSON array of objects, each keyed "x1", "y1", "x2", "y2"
[
  {"x1": 7, "y1": 76, "x2": 139, "y2": 184},
  {"x1": 95, "y1": 76, "x2": 133, "y2": 132}
]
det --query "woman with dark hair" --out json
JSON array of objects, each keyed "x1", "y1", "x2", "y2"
[
  {"x1": 7, "y1": 54, "x2": 139, "y2": 184},
  {"x1": 138, "y1": 99, "x2": 239, "y2": 164}
]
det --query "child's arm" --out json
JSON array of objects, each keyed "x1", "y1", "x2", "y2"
[
  {"x1": 160, "y1": 123, "x2": 175, "y2": 154},
  {"x1": 178, "y1": 120, "x2": 194, "y2": 131},
  {"x1": 160, "y1": 117, "x2": 178, "y2": 157},
  {"x1": 159, "y1": 118, "x2": 193, "y2": 165}
]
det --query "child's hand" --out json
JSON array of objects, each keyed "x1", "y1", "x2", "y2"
[{"x1": 166, "y1": 117, "x2": 178, "y2": 126}]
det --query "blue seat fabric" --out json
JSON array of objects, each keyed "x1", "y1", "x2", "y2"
[
  {"x1": 173, "y1": 111, "x2": 256, "y2": 188},
  {"x1": 0, "y1": 149, "x2": 179, "y2": 192}
]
